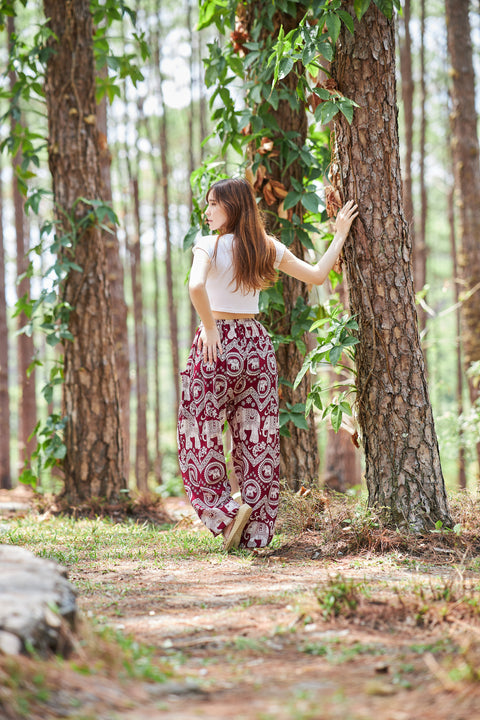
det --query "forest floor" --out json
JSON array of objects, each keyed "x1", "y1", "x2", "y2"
[{"x1": 1, "y1": 486, "x2": 480, "y2": 720}]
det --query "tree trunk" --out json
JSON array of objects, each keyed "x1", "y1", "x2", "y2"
[
  {"x1": 151, "y1": 175, "x2": 162, "y2": 480},
  {"x1": 244, "y1": 5, "x2": 320, "y2": 489},
  {"x1": 43, "y1": 0, "x2": 126, "y2": 504},
  {"x1": 0, "y1": 152, "x2": 11, "y2": 489},
  {"x1": 8, "y1": 16, "x2": 37, "y2": 471},
  {"x1": 399, "y1": 0, "x2": 426, "y2": 332},
  {"x1": 332, "y1": 3, "x2": 451, "y2": 530},
  {"x1": 96, "y1": 74, "x2": 130, "y2": 484},
  {"x1": 186, "y1": 0, "x2": 199, "y2": 341},
  {"x1": 418, "y1": 0, "x2": 428, "y2": 335},
  {"x1": 445, "y1": 0, "x2": 480, "y2": 480},
  {"x1": 448, "y1": 187, "x2": 467, "y2": 490},
  {"x1": 129, "y1": 175, "x2": 149, "y2": 493},
  {"x1": 157, "y1": 57, "x2": 181, "y2": 420}
]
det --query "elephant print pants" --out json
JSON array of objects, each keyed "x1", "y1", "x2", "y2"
[{"x1": 177, "y1": 319, "x2": 280, "y2": 548}]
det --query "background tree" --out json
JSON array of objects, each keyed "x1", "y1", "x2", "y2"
[
  {"x1": 8, "y1": 16, "x2": 36, "y2": 470},
  {"x1": 0, "y1": 151, "x2": 10, "y2": 489},
  {"x1": 332, "y1": 2, "x2": 451, "y2": 529},
  {"x1": 43, "y1": 0, "x2": 126, "y2": 504},
  {"x1": 445, "y1": 0, "x2": 480, "y2": 481},
  {"x1": 96, "y1": 69, "x2": 130, "y2": 484}
]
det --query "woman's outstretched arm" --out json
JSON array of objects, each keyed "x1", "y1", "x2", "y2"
[{"x1": 277, "y1": 199, "x2": 358, "y2": 285}]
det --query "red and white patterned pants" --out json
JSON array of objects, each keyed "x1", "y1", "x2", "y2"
[{"x1": 177, "y1": 319, "x2": 280, "y2": 548}]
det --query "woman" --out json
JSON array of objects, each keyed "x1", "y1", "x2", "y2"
[{"x1": 177, "y1": 177, "x2": 357, "y2": 551}]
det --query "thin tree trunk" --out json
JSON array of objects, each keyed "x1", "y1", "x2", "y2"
[
  {"x1": 197, "y1": 29, "x2": 208, "y2": 162},
  {"x1": 332, "y1": 3, "x2": 451, "y2": 530},
  {"x1": 418, "y1": 0, "x2": 428, "y2": 335},
  {"x1": 186, "y1": 0, "x2": 198, "y2": 340},
  {"x1": 445, "y1": 0, "x2": 480, "y2": 481},
  {"x1": 96, "y1": 73, "x2": 130, "y2": 484},
  {"x1": 8, "y1": 17, "x2": 36, "y2": 471},
  {"x1": 43, "y1": 0, "x2": 125, "y2": 504},
  {"x1": 448, "y1": 187, "x2": 467, "y2": 490},
  {"x1": 128, "y1": 172, "x2": 149, "y2": 493},
  {"x1": 0, "y1": 153, "x2": 11, "y2": 489},
  {"x1": 151, "y1": 176, "x2": 162, "y2": 480},
  {"x1": 155, "y1": 36, "x2": 181, "y2": 419},
  {"x1": 399, "y1": 0, "x2": 426, "y2": 333}
]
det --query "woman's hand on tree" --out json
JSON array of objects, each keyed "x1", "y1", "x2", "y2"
[{"x1": 335, "y1": 199, "x2": 358, "y2": 238}]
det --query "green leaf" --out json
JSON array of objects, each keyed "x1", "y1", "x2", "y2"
[
  {"x1": 354, "y1": 0, "x2": 371, "y2": 20},
  {"x1": 338, "y1": 99, "x2": 355, "y2": 124},
  {"x1": 325, "y1": 13, "x2": 341, "y2": 44},
  {"x1": 301, "y1": 192, "x2": 320, "y2": 213},
  {"x1": 331, "y1": 405, "x2": 343, "y2": 433},
  {"x1": 329, "y1": 345, "x2": 342, "y2": 365},
  {"x1": 373, "y1": 0, "x2": 393, "y2": 19},
  {"x1": 278, "y1": 56, "x2": 294, "y2": 80},
  {"x1": 337, "y1": 9, "x2": 355, "y2": 34},
  {"x1": 283, "y1": 190, "x2": 302, "y2": 210},
  {"x1": 319, "y1": 101, "x2": 339, "y2": 125},
  {"x1": 313, "y1": 88, "x2": 331, "y2": 101}
]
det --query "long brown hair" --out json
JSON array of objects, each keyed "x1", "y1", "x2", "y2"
[{"x1": 207, "y1": 178, "x2": 278, "y2": 293}]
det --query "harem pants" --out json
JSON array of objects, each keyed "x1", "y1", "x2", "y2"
[{"x1": 177, "y1": 319, "x2": 280, "y2": 548}]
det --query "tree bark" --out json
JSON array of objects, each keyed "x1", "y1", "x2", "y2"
[
  {"x1": 129, "y1": 175, "x2": 149, "y2": 493},
  {"x1": 448, "y1": 186, "x2": 467, "y2": 490},
  {"x1": 43, "y1": 0, "x2": 126, "y2": 503},
  {"x1": 0, "y1": 152, "x2": 11, "y2": 489},
  {"x1": 418, "y1": 0, "x2": 428, "y2": 334},
  {"x1": 186, "y1": 0, "x2": 199, "y2": 341},
  {"x1": 332, "y1": 3, "x2": 451, "y2": 530},
  {"x1": 399, "y1": 0, "x2": 426, "y2": 333},
  {"x1": 445, "y1": 0, "x2": 480, "y2": 480},
  {"x1": 96, "y1": 74, "x2": 130, "y2": 484},
  {"x1": 158, "y1": 59, "x2": 181, "y2": 420},
  {"x1": 8, "y1": 16, "x2": 37, "y2": 471}
]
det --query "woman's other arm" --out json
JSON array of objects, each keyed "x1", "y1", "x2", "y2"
[
  {"x1": 277, "y1": 200, "x2": 358, "y2": 285},
  {"x1": 188, "y1": 250, "x2": 223, "y2": 363}
]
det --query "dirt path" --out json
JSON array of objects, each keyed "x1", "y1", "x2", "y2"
[{"x1": 67, "y1": 499, "x2": 480, "y2": 720}]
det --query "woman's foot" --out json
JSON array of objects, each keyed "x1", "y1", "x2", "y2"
[{"x1": 223, "y1": 504, "x2": 252, "y2": 551}]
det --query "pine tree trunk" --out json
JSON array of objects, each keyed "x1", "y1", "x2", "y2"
[
  {"x1": 448, "y1": 187, "x2": 467, "y2": 490},
  {"x1": 244, "y1": 5, "x2": 320, "y2": 489},
  {"x1": 418, "y1": 0, "x2": 428, "y2": 334},
  {"x1": 186, "y1": 0, "x2": 199, "y2": 340},
  {"x1": 158, "y1": 68, "x2": 181, "y2": 419},
  {"x1": 129, "y1": 175, "x2": 149, "y2": 493},
  {"x1": 43, "y1": 0, "x2": 126, "y2": 504},
  {"x1": 8, "y1": 17, "x2": 36, "y2": 470},
  {"x1": 96, "y1": 79, "x2": 130, "y2": 484},
  {"x1": 0, "y1": 153, "x2": 11, "y2": 489},
  {"x1": 151, "y1": 177, "x2": 162, "y2": 480},
  {"x1": 332, "y1": 3, "x2": 451, "y2": 530},
  {"x1": 399, "y1": 0, "x2": 426, "y2": 332},
  {"x1": 445, "y1": 0, "x2": 480, "y2": 480}
]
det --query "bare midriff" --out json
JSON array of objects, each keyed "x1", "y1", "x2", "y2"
[{"x1": 212, "y1": 311, "x2": 256, "y2": 320}]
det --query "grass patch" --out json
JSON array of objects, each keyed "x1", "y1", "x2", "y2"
[{"x1": 3, "y1": 515, "x2": 224, "y2": 569}]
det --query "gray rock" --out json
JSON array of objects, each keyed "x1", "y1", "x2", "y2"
[{"x1": 0, "y1": 544, "x2": 77, "y2": 657}]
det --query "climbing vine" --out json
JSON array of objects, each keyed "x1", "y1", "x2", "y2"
[{"x1": 190, "y1": 0, "x2": 403, "y2": 435}]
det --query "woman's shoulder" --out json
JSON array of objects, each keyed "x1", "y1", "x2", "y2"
[
  {"x1": 266, "y1": 235, "x2": 286, "y2": 265},
  {"x1": 193, "y1": 234, "x2": 218, "y2": 256}
]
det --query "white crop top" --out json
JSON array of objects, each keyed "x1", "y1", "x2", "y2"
[{"x1": 193, "y1": 233, "x2": 286, "y2": 313}]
